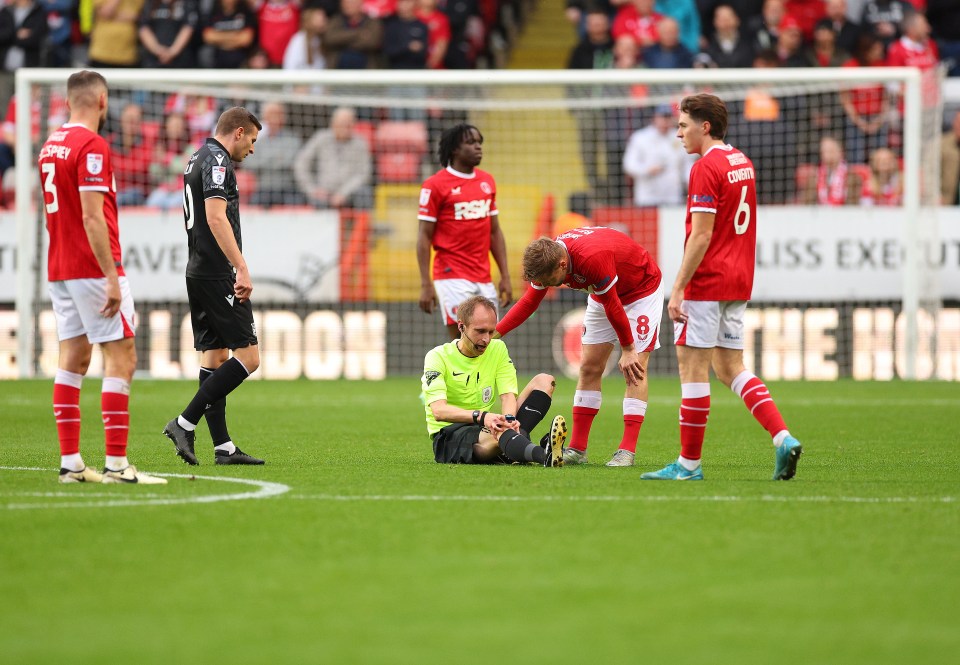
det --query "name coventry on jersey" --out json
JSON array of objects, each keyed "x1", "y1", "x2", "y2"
[{"x1": 727, "y1": 166, "x2": 755, "y2": 183}]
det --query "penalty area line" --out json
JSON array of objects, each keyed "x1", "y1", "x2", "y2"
[
  {"x1": 0, "y1": 466, "x2": 290, "y2": 510},
  {"x1": 290, "y1": 494, "x2": 957, "y2": 504}
]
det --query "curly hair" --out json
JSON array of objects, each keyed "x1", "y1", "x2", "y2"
[{"x1": 438, "y1": 123, "x2": 483, "y2": 168}]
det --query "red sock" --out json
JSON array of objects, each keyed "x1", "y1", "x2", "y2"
[
  {"x1": 679, "y1": 394, "x2": 710, "y2": 461},
  {"x1": 738, "y1": 376, "x2": 787, "y2": 438},
  {"x1": 102, "y1": 378, "x2": 130, "y2": 458},
  {"x1": 570, "y1": 390, "x2": 601, "y2": 452},
  {"x1": 53, "y1": 380, "x2": 81, "y2": 456},
  {"x1": 618, "y1": 398, "x2": 647, "y2": 453}
]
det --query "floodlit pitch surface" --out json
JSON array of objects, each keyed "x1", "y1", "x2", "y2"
[{"x1": 2, "y1": 377, "x2": 957, "y2": 664}]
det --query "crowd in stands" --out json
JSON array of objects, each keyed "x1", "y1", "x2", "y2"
[
  {"x1": 566, "y1": 0, "x2": 960, "y2": 205},
  {"x1": 0, "y1": 0, "x2": 959, "y2": 208}
]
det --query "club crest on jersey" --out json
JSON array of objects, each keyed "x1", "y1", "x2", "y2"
[
  {"x1": 86, "y1": 153, "x2": 103, "y2": 175},
  {"x1": 480, "y1": 182, "x2": 492, "y2": 194},
  {"x1": 482, "y1": 386, "x2": 493, "y2": 402},
  {"x1": 572, "y1": 274, "x2": 586, "y2": 283},
  {"x1": 212, "y1": 166, "x2": 226, "y2": 185}
]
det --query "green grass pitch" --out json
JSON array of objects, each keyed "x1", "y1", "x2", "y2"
[{"x1": 1, "y1": 377, "x2": 958, "y2": 664}]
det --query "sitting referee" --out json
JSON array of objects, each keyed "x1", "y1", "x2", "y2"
[{"x1": 422, "y1": 295, "x2": 567, "y2": 466}]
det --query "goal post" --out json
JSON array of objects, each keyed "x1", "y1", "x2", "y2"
[{"x1": 11, "y1": 66, "x2": 949, "y2": 380}]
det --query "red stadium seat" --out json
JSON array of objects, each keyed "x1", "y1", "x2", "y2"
[
  {"x1": 374, "y1": 121, "x2": 428, "y2": 155},
  {"x1": 234, "y1": 169, "x2": 256, "y2": 205},
  {"x1": 376, "y1": 152, "x2": 421, "y2": 182},
  {"x1": 354, "y1": 120, "x2": 375, "y2": 149}
]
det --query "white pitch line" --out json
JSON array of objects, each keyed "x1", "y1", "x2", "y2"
[
  {"x1": 1, "y1": 467, "x2": 290, "y2": 510},
  {"x1": 290, "y1": 494, "x2": 957, "y2": 504}
]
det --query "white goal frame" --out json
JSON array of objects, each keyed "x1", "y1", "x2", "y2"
[{"x1": 14, "y1": 67, "x2": 930, "y2": 378}]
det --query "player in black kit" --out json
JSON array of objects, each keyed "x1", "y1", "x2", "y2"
[{"x1": 163, "y1": 107, "x2": 265, "y2": 465}]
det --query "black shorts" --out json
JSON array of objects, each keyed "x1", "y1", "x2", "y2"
[
  {"x1": 432, "y1": 423, "x2": 483, "y2": 464},
  {"x1": 186, "y1": 276, "x2": 258, "y2": 351}
]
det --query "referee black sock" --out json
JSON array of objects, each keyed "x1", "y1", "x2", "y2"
[
  {"x1": 517, "y1": 390, "x2": 552, "y2": 435},
  {"x1": 199, "y1": 367, "x2": 231, "y2": 446},
  {"x1": 181, "y1": 358, "x2": 249, "y2": 426},
  {"x1": 499, "y1": 430, "x2": 546, "y2": 465}
]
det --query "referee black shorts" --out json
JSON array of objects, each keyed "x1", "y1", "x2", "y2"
[
  {"x1": 186, "y1": 276, "x2": 258, "y2": 351},
  {"x1": 432, "y1": 423, "x2": 483, "y2": 464}
]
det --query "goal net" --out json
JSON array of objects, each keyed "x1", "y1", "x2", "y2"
[{"x1": 7, "y1": 67, "x2": 955, "y2": 381}]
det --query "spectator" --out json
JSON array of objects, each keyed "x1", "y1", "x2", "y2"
[
  {"x1": 565, "y1": 0, "x2": 620, "y2": 35},
  {"x1": 655, "y1": 0, "x2": 699, "y2": 54},
  {"x1": 363, "y1": 0, "x2": 395, "y2": 18},
  {"x1": 746, "y1": 0, "x2": 785, "y2": 52},
  {"x1": 622, "y1": 103, "x2": 692, "y2": 206},
  {"x1": 860, "y1": 147, "x2": 902, "y2": 205},
  {"x1": 0, "y1": 89, "x2": 66, "y2": 190},
  {"x1": 40, "y1": 0, "x2": 76, "y2": 66},
  {"x1": 203, "y1": 0, "x2": 258, "y2": 68},
  {"x1": 785, "y1": 0, "x2": 826, "y2": 41},
  {"x1": 697, "y1": 0, "x2": 763, "y2": 42},
  {"x1": 860, "y1": 0, "x2": 912, "y2": 50},
  {"x1": 567, "y1": 8, "x2": 614, "y2": 206},
  {"x1": 601, "y1": 34, "x2": 642, "y2": 204},
  {"x1": 0, "y1": 0, "x2": 49, "y2": 71},
  {"x1": 642, "y1": 16, "x2": 693, "y2": 68},
  {"x1": 704, "y1": 4, "x2": 755, "y2": 67},
  {"x1": 164, "y1": 93, "x2": 218, "y2": 140},
  {"x1": 110, "y1": 103, "x2": 153, "y2": 206},
  {"x1": 840, "y1": 32, "x2": 890, "y2": 164},
  {"x1": 245, "y1": 102, "x2": 307, "y2": 207},
  {"x1": 736, "y1": 50, "x2": 805, "y2": 203},
  {"x1": 382, "y1": 0, "x2": 428, "y2": 68},
  {"x1": 802, "y1": 135, "x2": 859, "y2": 205},
  {"x1": 324, "y1": 0, "x2": 383, "y2": 68},
  {"x1": 258, "y1": 0, "x2": 301, "y2": 66},
  {"x1": 440, "y1": 0, "x2": 479, "y2": 69},
  {"x1": 293, "y1": 106, "x2": 373, "y2": 209},
  {"x1": 282, "y1": 5, "x2": 327, "y2": 70},
  {"x1": 146, "y1": 112, "x2": 192, "y2": 209},
  {"x1": 416, "y1": 0, "x2": 450, "y2": 69},
  {"x1": 885, "y1": 11, "x2": 939, "y2": 71},
  {"x1": 817, "y1": 0, "x2": 861, "y2": 55},
  {"x1": 612, "y1": 0, "x2": 662, "y2": 48},
  {"x1": 927, "y1": 0, "x2": 960, "y2": 76},
  {"x1": 805, "y1": 17, "x2": 849, "y2": 65},
  {"x1": 775, "y1": 15, "x2": 807, "y2": 65},
  {"x1": 940, "y1": 110, "x2": 960, "y2": 204},
  {"x1": 139, "y1": 0, "x2": 200, "y2": 68},
  {"x1": 89, "y1": 0, "x2": 145, "y2": 67}
]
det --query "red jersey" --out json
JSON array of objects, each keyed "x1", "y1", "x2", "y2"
[
  {"x1": 258, "y1": 0, "x2": 300, "y2": 65},
  {"x1": 685, "y1": 144, "x2": 756, "y2": 301},
  {"x1": 611, "y1": 6, "x2": 662, "y2": 46},
  {"x1": 40, "y1": 123, "x2": 123, "y2": 281},
  {"x1": 418, "y1": 166, "x2": 499, "y2": 282},
  {"x1": 417, "y1": 9, "x2": 451, "y2": 69},
  {"x1": 886, "y1": 36, "x2": 939, "y2": 71},
  {"x1": 841, "y1": 60, "x2": 887, "y2": 116},
  {"x1": 497, "y1": 227, "x2": 661, "y2": 346}
]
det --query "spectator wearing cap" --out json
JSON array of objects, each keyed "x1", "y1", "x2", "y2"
[
  {"x1": 776, "y1": 14, "x2": 808, "y2": 66},
  {"x1": 704, "y1": 4, "x2": 755, "y2": 68},
  {"x1": 642, "y1": 16, "x2": 693, "y2": 68},
  {"x1": 622, "y1": 104, "x2": 693, "y2": 207},
  {"x1": 816, "y1": 0, "x2": 861, "y2": 55}
]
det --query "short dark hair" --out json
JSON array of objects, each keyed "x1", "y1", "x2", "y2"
[
  {"x1": 438, "y1": 123, "x2": 482, "y2": 168},
  {"x1": 457, "y1": 295, "x2": 496, "y2": 326},
  {"x1": 680, "y1": 93, "x2": 727, "y2": 140},
  {"x1": 66, "y1": 70, "x2": 107, "y2": 108},
  {"x1": 215, "y1": 106, "x2": 262, "y2": 136}
]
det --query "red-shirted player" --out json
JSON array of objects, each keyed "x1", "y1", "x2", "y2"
[
  {"x1": 642, "y1": 93, "x2": 802, "y2": 481},
  {"x1": 39, "y1": 70, "x2": 165, "y2": 485},
  {"x1": 496, "y1": 226, "x2": 663, "y2": 467},
  {"x1": 417, "y1": 123, "x2": 512, "y2": 339}
]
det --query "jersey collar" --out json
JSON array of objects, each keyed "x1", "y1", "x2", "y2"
[
  {"x1": 703, "y1": 143, "x2": 733, "y2": 158},
  {"x1": 445, "y1": 165, "x2": 476, "y2": 179}
]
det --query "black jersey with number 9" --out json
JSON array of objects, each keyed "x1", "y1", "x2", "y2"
[{"x1": 183, "y1": 137, "x2": 241, "y2": 279}]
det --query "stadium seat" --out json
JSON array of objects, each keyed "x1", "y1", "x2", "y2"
[
  {"x1": 354, "y1": 120, "x2": 375, "y2": 149},
  {"x1": 376, "y1": 152, "x2": 421, "y2": 182},
  {"x1": 234, "y1": 169, "x2": 256, "y2": 205}
]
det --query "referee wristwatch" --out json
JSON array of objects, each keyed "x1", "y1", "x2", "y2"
[{"x1": 472, "y1": 410, "x2": 481, "y2": 425}]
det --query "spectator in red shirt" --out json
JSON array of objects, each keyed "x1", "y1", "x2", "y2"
[
  {"x1": 258, "y1": 0, "x2": 301, "y2": 66},
  {"x1": 885, "y1": 11, "x2": 938, "y2": 69},
  {"x1": 612, "y1": 0, "x2": 662, "y2": 48},
  {"x1": 840, "y1": 32, "x2": 890, "y2": 164},
  {"x1": 802, "y1": 135, "x2": 859, "y2": 205},
  {"x1": 417, "y1": 0, "x2": 449, "y2": 69},
  {"x1": 861, "y1": 147, "x2": 902, "y2": 205},
  {"x1": 110, "y1": 103, "x2": 154, "y2": 206}
]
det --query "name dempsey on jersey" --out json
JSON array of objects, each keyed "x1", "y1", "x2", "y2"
[{"x1": 453, "y1": 199, "x2": 492, "y2": 220}]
